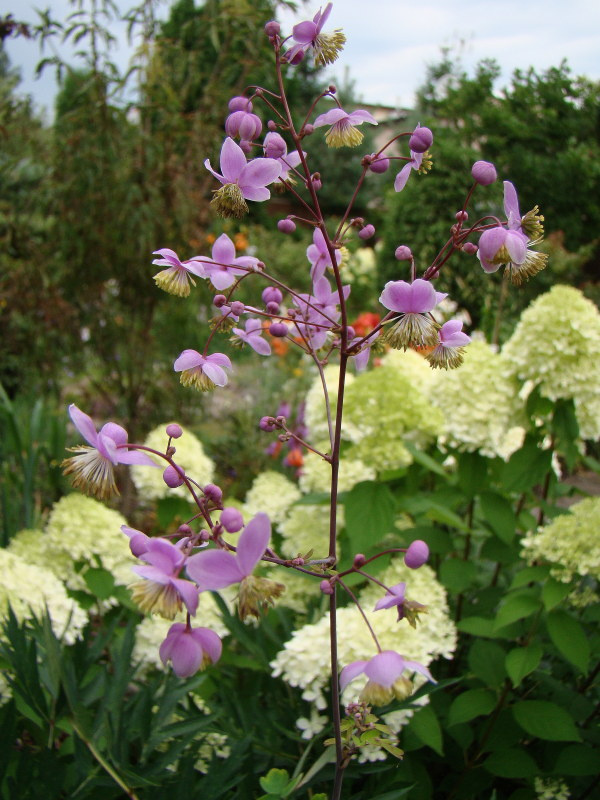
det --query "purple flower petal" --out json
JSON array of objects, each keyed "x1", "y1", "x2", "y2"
[
  {"x1": 172, "y1": 577, "x2": 199, "y2": 615},
  {"x1": 379, "y1": 280, "x2": 412, "y2": 312},
  {"x1": 208, "y1": 270, "x2": 236, "y2": 290},
  {"x1": 239, "y1": 157, "x2": 281, "y2": 189},
  {"x1": 204, "y1": 158, "x2": 225, "y2": 184},
  {"x1": 219, "y1": 137, "x2": 247, "y2": 182},
  {"x1": 409, "y1": 279, "x2": 437, "y2": 313},
  {"x1": 174, "y1": 349, "x2": 204, "y2": 372},
  {"x1": 247, "y1": 335, "x2": 271, "y2": 356},
  {"x1": 394, "y1": 163, "x2": 412, "y2": 192},
  {"x1": 190, "y1": 627, "x2": 222, "y2": 664},
  {"x1": 348, "y1": 109, "x2": 378, "y2": 125},
  {"x1": 100, "y1": 422, "x2": 128, "y2": 447},
  {"x1": 292, "y1": 20, "x2": 318, "y2": 43},
  {"x1": 186, "y1": 549, "x2": 245, "y2": 590},
  {"x1": 168, "y1": 631, "x2": 203, "y2": 677},
  {"x1": 68, "y1": 404, "x2": 98, "y2": 447},
  {"x1": 236, "y1": 513, "x2": 271, "y2": 575},
  {"x1": 116, "y1": 449, "x2": 160, "y2": 467},
  {"x1": 339, "y1": 659, "x2": 367, "y2": 691},
  {"x1": 201, "y1": 362, "x2": 228, "y2": 386},
  {"x1": 364, "y1": 650, "x2": 406, "y2": 687},
  {"x1": 314, "y1": 108, "x2": 349, "y2": 127},
  {"x1": 212, "y1": 233, "x2": 236, "y2": 264},
  {"x1": 240, "y1": 185, "x2": 271, "y2": 202},
  {"x1": 503, "y1": 181, "x2": 521, "y2": 228},
  {"x1": 206, "y1": 353, "x2": 232, "y2": 369},
  {"x1": 403, "y1": 658, "x2": 436, "y2": 682}
]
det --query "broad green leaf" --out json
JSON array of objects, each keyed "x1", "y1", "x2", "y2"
[
  {"x1": 501, "y1": 438, "x2": 552, "y2": 492},
  {"x1": 456, "y1": 617, "x2": 495, "y2": 638},
  {"x1": 479, "y1": 491, "x2": 517, "y2": 543},
  {"x1": 456, "y1": 451, "x2": 488, "y2": 497},
  {"x1": 542, "y1": 578, "x2": 571, "y2": 610},
  {"x1": 424, "y1": 503, "x2": 470, "y2": 533},
  {"x1": 156, "y1": 496, "x2": 195, "y2": 528},
  {"x1": 552, "y1": 399, "x2": 580, "y2": 470},
  {"x1": 512, "y1": 701, "x2": 581, "y2": 741},
  {"x1": 439, "y1": 558, "x2": 476, "y2": 593},
  {"x1": 344, "y1": 481, "x2": 396, "y2": 552},
  {"x1": 483, "y1": 748, "x2": 538, "y2": 778},
  {"x1": 505, "y1": 643, "x2": 542, "y2": 687},
  {"x1": 448, "y1": 689, "x2": 496, "y2": 726},
  {"x1": 554, "y1": 744, "x2": 600, "y2": 775},
  {"x1": 510, "y1": 565, "x2": 551, "y2": 589},
  {"x1": 83, "y1": 567, "x2": 115, "y2": 600},
  {"x1": 409, "y1": 704, "x2": 443, "y2": 755},
  {"x1": 468, "y1": 640, "x2": 506, "y2": 688},
  {"x1": 493, "y1": 592, "x2": 540, "y2": 631},
  {"x1": 546, "y1": 610, "x2": 590, "y2": 673},
  {"x1": 403, "y1": 441, "x2": 449, "y2": 477},
  {"x1": 259, "y1": 768, "x2": 290, "y2": 795}
]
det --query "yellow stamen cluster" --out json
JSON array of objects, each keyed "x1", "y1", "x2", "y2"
[
  {"x1": 130, "y1": 580, "x2": 182, "y2": 619},
  {"x1": 62, "y1": 446, "x2": 118, "y2": 500},
  {"x1": 314, "y1": 30, "x2": 346, "y2": 66},
  {"x1": 384, "y1": 314, "x2": 439, "y2": 351},
  {"x1": 521, "y1": 205, "x2": 545, "y2": 240},
  {"x1": 360, "y1": 676, "x2": 413, "y2": 706},
  {"x1": 238, "y1": 575, "x2": 285, "y2": 621},
  {"x1": 325, "y1": 122, "x2": 363, "y2": 148},
  {"x1": 180, "y1": 368, "x2": 217, "y2": 392},
  {"x1": 418, "y1": 151, "x2": 433, "y2": 174},
  {"x1": 508, "y1": 249, "x2": 548, "y2": 285},
  {"x1": 153, "y1": 267, "x2": 196, "y2": 297},
  {"x1": 210, "y1": 183, "x2": 248, "y2": 218},
  {"x1": 426, "y1": 344, "x2": 467, "y2": 370}
]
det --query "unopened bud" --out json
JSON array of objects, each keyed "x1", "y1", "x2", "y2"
[
  {"x1": 166, "y1": 446, "x2": 176, "y2": 457},
  {"x1": 266, "y1": 301, "x2": 279, "y2": 314},
  {"x1": 359, "y1": 224, "x2": 375, "y2": 240},
  {"x1": 320, "y1": 579, "x2": 334, "y2": 595},
  {"x1": 204, "y1": 483, "x2": 223, "y2": 504},
  {"x1": 166, "y1": 423, "x2": 182, "y2": 439},
  {"x1": 259, "y1": 416, "x2": 277, "y2": 431},
  {"x1": 177, "y1": 523, "x2": 192, "y2": 535},
  {"x1": 455, "y1": 210, "x2": 469, "y2": 222},
  {"x1": 214, "y1": 294, "x2": 227, "y2": 307},
  {"x1": 395, "y1": 245, "x2": 413, "y2": 261},
  {"x1": 269, "y1": 322, "x2": 288, "y2": 337},
  {"x1": 262, "y1": 286, "x2": 283, "y2": 305},
  {"x1": 239, "y1": 139, "x2": 252, "y2": 154},
  {"x1": 230, "y1": 300, "x2": 245, "y2": 315},
  {"x1": 369, "y1": 154, "x2": 390, "y2": 173},
  {"x1": 264, "y1": 131, "x2": 286, "y2": 158},
  {"x1": 311, "y1": 173, "x2": 322, "y2": 191},
  {"x1": 409, "y1": 126, "x2": 433, "y2": 153},
  {"x1": 404, "y1": 539, "x2": 429, "y2": 569},
  {"x1": 345, "y1": 325, "x2": 356, "y2": 340},
  {"x1": 328, "y1": 84, "x2": 337, "y2": 93},
  {"x1": 471, "y1": 160, "x2": 497, "y2": 186},
  {"x1": 353, "y1": 553, "x2": 366, "y2": 568},
  {"x1": 163, "y1": 465, "x2": 185, "y2": 488},
  {"x1": 462, "y1": 242, "x2": 478, "y2": 255},
  {"x1": 277, "y1": 218, "x2": 296, "y2": 234},
  {"x1": 220, "y1": 507, "x2": 244, "y2": 533},
  {"x1": 303, "y1": 123, "x2": 314, "y2": 136},
  {"x1": 199, "y1": 529, "x2": 210, "y2": 542},
  {"x1": 264, "y1": 20, "x2": 280, "y2": 37},
  {"x1": 228, "y1": 95, "x2": 252, "y2": 112}
]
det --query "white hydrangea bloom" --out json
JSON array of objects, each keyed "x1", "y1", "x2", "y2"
[
  {"x1": 430, "y1": 340, "x2": 524, "y2": 459},
  {"x1": 534, "y1": 777, "x2": 570, "y2": 800},
  {"x1": 131, "y1": 424, "x2": 215, "y2": 501},
  {"x1": 501, "y1": 285, "x2": 600, "y2": 440},
  {"x1": 380, "y1": 347, "x2": 436, "y2": 395},
  {"x1": 279, "y1": 504, "x2": 344, "y2": 559},
  {"x1": 10, "y1": 495, "x2": 136, "y2": 592},
  {"x1": 0, "y1": 549, "x2": 88, "y2": 644},
  {"x1": 296, "y1": 708, "x2": 328, "y2": 739},
  {"x1": 271, "y1": 560, "x2": 456, "y2": 710},
  {"x1": 521, "y1": 497, "x2": 600, "y2": 582},
  {"x1": 299, "y1": 449, "x2": 376, "y2": 494},
  {"x1": 243, "y1": 471, "x2": 301, "y2": 525}
]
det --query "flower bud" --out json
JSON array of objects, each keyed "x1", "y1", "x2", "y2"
[
  {"x1": 264, "y1": 20, "x2": 280, "y2": 37},
  {"x1": 259, "y1": 416, "x2": 277, "y2": 431},
  {"x1": 404, "y1": 539, "x2": 429, "y2": 569},
  {"x1": 267, "y1": 119, "x2": 277, "y2": 131},
  {"x1": 266, "y1": 301, "x2": 280, "y2": 314},
  {"x1": 409, "y1": 126, "x2": 433, "y2": 153},
  {"x1": 199, "y1": 529, "x2": 210, "y2": 542},
  {"x1": 369, "y1": 155, "x2": 390, "y2": 174},
  {"x1": 320, "y1": 579, "x2": 334, "y2": 595},
  {"x1": 269, "y1": 322, "x2": 288, "y2": 337},
  {"x1": 277, "y1": 218, "x2": 296, "y2": 234},
  {"x1": 213, "y1": 294, "x2": 227, "y2": 307},
  {"x1": 345, "y1": 325, "x2": 356, "y2": 340},
  {"x1": 220, "y1": 507, "x2": 244, "y2": 533},
  {"x1": 177, "y1": 523, "x2": 192, "y2": 535},
  {"x1": 163, "y1": 465, "x2": 185, "y2": 488},
  {"x1": 204, "y1": 483, "x2": 223, "y2": 504},
  {"x1": 230, "y1": 300, "x2": 245, "y2": 315},
  {"x1": 455, "y1": 210, "x2": 468, "y2": 222},
  {"x1": 166, "y1": 423, "x2": 183, "y2": 439},
  {"x1": 264, "y1": 131, "x2": 286, "y2": 158},
  {"x1": 471, "y1": 160, "x2": 497, "y2": 186},
  {"x1": 303, "y1": 123, "x2": 314, "y2": 136},
  {"x1": 311, "y1": 173, "x2": 322, "y2": 191},
  {"x1": 359, "y1": 224, "x2": 375, "y2": 240},
  {"x1": 238, "y1": 139, "x2": 252, "y2": 154},
  {"x1": 395, "y1": 245, "x2": 413, "y2": 261},
  {"x1": 228, "y1": 95, "x2": 252, "y2": 112},
  {"x1": 262, "y1": 286, "x2": 283, "y2": 305},
  {"x1": 462, "y1": 242, "x2": 478, "y2": 255},
  {"x1": 328, "y1": 84, "x2": 337, "y2": 93},
  {"x1": 353, "y1": 553, "x2": 366, "y2": 568}
]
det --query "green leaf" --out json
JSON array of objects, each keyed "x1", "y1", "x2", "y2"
[
  {"x1": 501, "y1": 438, "x2": 552, "y2": 492},
  {"x1": 457, "y1": 451, "x2": 488, "y2": 497},
  {"x1": 505, "y1": 643, "x2": 542, "y2": 687},
  {"x1": 344, "y1": 481, "x2": 396, "y2": 553},
  {"x1": 259, "y1": 768, "x2": 290, "y2": 795},
  {"x1": 448, "y1": 689, "x2": 496, "y2": 726},
  {"x1": 512, "y1": 701, "x2": 581, "y2": 741},
  {"x1": 479, "y1": 491, "x2": 517, "y2": 543},
  {"x1": 83, "y1": 567, "x2": 115, "y2": 600},
  {"x1": 553, "y1": 744, "x2": 600, "y2": 775},
  {"x1": 403, "y1": 441, "x2": 449, "y2": 477},
  {"x1": 456, "y1": 617, "x2": 495, "y2": 637},
  {"x1": 423, "y1": 503, "x2": 470, "y2": 533},
  {"x1": 468, "y1": 640, "x2": 506, "y2": 688},
  {"x1": 156, "y1": 496, "x2": 195, "y2": 528},
  {"x1": 542, "y1": 578, "x2": 571, "y2": 610},
  {"x1": 546, "y1": 610, "x2": 590, "y2": 673},
  {"x1": 552, "y1": 399, "x2": 580, "y2": 470},
  {"x1": 409, "y1": 704, "x2": 443, "y2": 755},
  {"x1": 439, "y1": 558, "x2": 476, "y2": 593},
  {"x1": 493, "y1": 592, "x2": 540, "y2": 631},
  {"x1": 483, "y1": 748, "x2": 538, "y2": 778},
  {"x1": 510, "y1": 566, "x2": 551, "y2": 589}
]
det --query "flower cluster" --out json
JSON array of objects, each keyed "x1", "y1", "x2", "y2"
[{"x1": 242, "y1": 470, "x2": 301, "y2": 524}]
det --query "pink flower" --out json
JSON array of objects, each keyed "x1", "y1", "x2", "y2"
[
  {"x1": 174, "y1": 351, "x2": 232, "y2": 392},
  {"x1": 121, "y1": 525, "x2": 151, "y2": 558},
  {"x1": 379, "y1": 279, "x2": 446, "y2": 350},
  {"x1": 195, "y1": 233, "x2": 259, "y2": 291},
  {"x1": 340, "y1": 650, "x2": 435, "y2": 705},
  {"x1": 313, "y1": 107, "x2": 377, "y2": 148},
  {"x1": 159, "y1": 623, "x2": 222, "y2": 678},
  {"x1": 373, "y1": 581, "x2": 428, "y2": 627},
  {"x1": 151, "y1": 248, "x2": 206, "y2": 297},
  {"x1": 62, "y1": 404, "x2": 157, "y2": 500},
  {"x1": 306, "y1": 227, "x2": 342, "y2": 282},
  {"x1": 426, "y1": 320, "x2": 471, "y2": 370},
  {"x1": 204, "y1": 137, "x2": 281, "y2": 217},
  {"x1": 349, "y1": 330, "x2": 380, "y2": 372},
  {"x1": 131, "y1": 538, "x2": 199, "y2": 619},
  {"x1": 232, "y1": 318, "x2": 271, "y2": 356},
  {"x1": 285, "y1": 3, "x2": 346, "y2": 66}
]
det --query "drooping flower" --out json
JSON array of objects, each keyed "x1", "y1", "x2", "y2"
[
  {"x1": 285, "y1": 3, "x2": 346, "y2": 66},
  {"x1": 349, "y1": 330, "x2": 380, "y2": 372},
  {"x1": 174, "y1": 350, "x2": 232, "y2": 392},
  {"x1": 186, "y1": 513, "x2": 284, "y2": 620},
  {"x1": 373, "y1": 582, "x2": 428, "y2": 628},
  {"x1": 313, "y1": 107, "x2": 377, "y2": 148},
  {"x1": 340, "y1": 650, "x2": 435, "y2": 706},
  {"x1": 379, "y1": 279, "x2": 446, "y2": 350},
  {"x1": 204, "y1": 137, "x2": 281, "y2": 218},
  {"x1": 151, "y1": 248, "x2": 206, "y2": 297},
  {"x1": 159, "y1": 622, "x2": 222, "y2": 678},
  {"x1": 263, "y1": 132, "x2": 305, "y2": 184},
  {"x1": 62, "y1": 404, "x2": 157, "y2": 500},
  {"x1": 195, "y1": 233, "x2": 259, "y2": 290},
  {"x1": 306, "y1": 227, "x2": 342, "y2": 282},
  {"x1": 231, "y1": 318, "x2": 271, "y2": 355},
  {"x1": 426, "y1": 319, "x2": 472, "y2": 369},
  {"x1": 394, "y1": 142, "x2": 432, "y2": 192},
  {"x1": 122, "y1": 525, "x2": 151, "y2": 557},
  {"x1": 130, "y1": 538, "x2": 199, "y2": 620},
  {"x1": 293, "y1": 275, "x2": 350, "y2": 350}
]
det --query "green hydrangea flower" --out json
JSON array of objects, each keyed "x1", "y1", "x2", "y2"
[{"x1": 243, "y1": 470, "x2": 301, "y2": 525}]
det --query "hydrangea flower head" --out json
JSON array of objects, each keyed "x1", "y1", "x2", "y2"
[
  {"x1": 152, "y1": 248, "x2": 206, "y2": 297},
  {"x1": 426, "y1": 319, "x2": 472, "y2": 369},
  {"x1": 286, "y1": 3, "x2": 346, "y2": 66},
  {"x1": 174, "y1": 350, "x2": 232, "y2": 392},
  {"x1": 194, "y1": 233, "x2": 259, "y2": 290},
  {"x1": 313, "y1": 107, "x2": 377, "y2": 148},
  {"x1": 131, "y1": 537, "x2": 199, "y2": 619},
  {"x1": 340, "y1": 650, "x2": 435, "y2": 706},
  {"x1": 205, "y1": 137, "x2": 281, "y2": 217},
  {"x1": 62, "y1": 404, "x2": 157, "y2": 499},
  {"x1": 379, "y1": 279, "x2": 446, "y2": 350},
  {"x1": 159, "y1": 622, "x2": 222, "y2": 678}
]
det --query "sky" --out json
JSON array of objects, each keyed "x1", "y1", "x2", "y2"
[{"x1": 5, "y1": 0, "x2": 600, "y2": 118}]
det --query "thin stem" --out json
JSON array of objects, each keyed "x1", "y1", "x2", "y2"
[
  {"x1": 338, "y1": 578, "x2": 383, "y2": 652},
  {"x1": 71, "y1": 721, "x2": 141, "y2": 800}
]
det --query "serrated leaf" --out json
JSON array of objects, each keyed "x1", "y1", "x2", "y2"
[
  {"x1": 409, "y1": 704, "x2": 443, "y2": 755},
  {"x1": 483, "y1": 748, "x2": 538, "y2": 778},
  {"x1": 546, "y1": 610, "x2": 590, "y2": 673},
  {"x1": 479, "y1": 491, "x2": 517, "y2": 543},
  {"x1": 512, "y1": 701, "x2": 581, "y2": 741},
  {"x1": 505, "y1": 643, "x2": 542, "y2": 687},
  {"x1": 448, "y1": 689, "x2": 496, "y2": 726},
  {"x1": 344, "y1": 481, "x2": 396, "y2": 553},
  {"x1": 259, "y1": 768, "x2": 290, "y2": 794}
]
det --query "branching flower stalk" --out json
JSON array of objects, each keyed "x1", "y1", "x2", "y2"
[{"x1": 61, "y1": 5, "x2": 549, "y2": 797}]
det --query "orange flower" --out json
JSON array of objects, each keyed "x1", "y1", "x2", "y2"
[{"x1": 352, "y1": 311, "x2": 381, "y2": 336}]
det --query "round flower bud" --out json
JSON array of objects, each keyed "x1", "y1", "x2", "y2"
[
  {"x1": 199, "y1": 529, "x2": 210, "y2": 542},
  {"x1": 264, "y1": 20, "x2": 280, "y2": 37},
  {"x1": 267, "y1": 119, "x2": 277, "y2": 131},
  {"x1": 303, "y1": 123, "x2": 314, "y2": 136},
  {"x1": 471, "y1": 160, "x2": 497, "y2": 186},
  {"x1": 409, "y1": 126, "x2": 433, "y2": 153},
  {"x1": 213, "y1": 294, "x2": 227, "y2": 307},
  {"x1": 311, "y1": 174, "x2": 322, "y2": 191},
  {"x1": 259, "y1": 416, "x2": 277, "y2": 431},
  {"x1": 203, "y1": 483, "x2": 222, "y2": 504},
  {"x1": 262, "y1": 286, "x2": 283, "y2": 305},
  {"x1": 269, "y1": 322, "x2": 289, "y2": 338},
  {"x1": 359, "y1": 224, "x2": 375, "y2": 240},
  {"x1": 328, "y1": 84, "x2": 337, "y2": 94},
  {"x1": 395, "y1": 245, "x2": 413, "y2": 261},
  {"x1": 369, "y1": 155, "x2": 390, "y2": 174},
  {"x1": 404, "y1": 539, "x2": 429, "y2": 569},
  {"x1": 264, "y1": 132, "x2": 287, "y2": 159},
  {"x1": 239, "y1": 139, "x2": 252, "y2": 154},
  {"x1": 266, "y1": 301, "x2": 280, "y2": 314},
  {"x1": 455, "y1": 210, "x2": 469, "y2": 222},
  {"x1": 163, "y1": 465, "x2": 185, "y2": 488},
  {"x1": 228, "y1": 95, "x2": 252, "y2": 112},
  {"x1": 320, "y1": 579, "x2": 334, "y2": 595},
  {"x1": 345, "y1": 326, "x2": 356, "y2": 340},
  {"x1": 220, "y1": 507, "x2": 243, "y2": 533},
  {"x1": 353, "y1": 553, "x2": 366, "y2": 568},
  {"x1": 230, "y1": 300, "x2": 245, "y2": 315},
  {"x1": 277, "y1": 218, "x2": 296, "y2": 234},
  {"x1": 462, "y1": 242, "x2": 478, "y2": 255},
  {"x1": 177, "y1": 523, "x2": 192, "y2": 535},
  {"x1": 166, "y1": 423, "x2": 183, "y2": 439}
]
